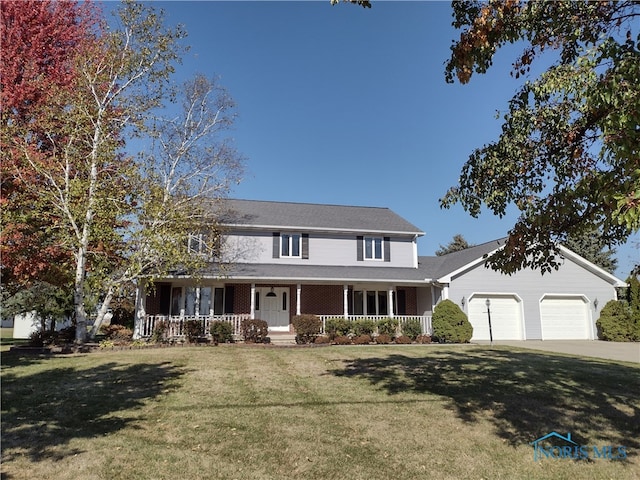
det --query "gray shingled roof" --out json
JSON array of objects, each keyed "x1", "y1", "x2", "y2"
[
  {"x1": 218, "y1": 199, "x2": 424, "y2": 235},
  {"x1": 419, "y1": 238, "x2": 507, "y2": 279},
  {"x1": 191, "y1": 262, "x2": 431, "y2": 283}
]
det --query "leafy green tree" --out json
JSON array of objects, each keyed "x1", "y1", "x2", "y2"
[
  {"x1": 625, "y1": 274, "x2": 640, "y2": 319},
  {"x1": 563, "y1": 229, "x2": 618, "y2": 273},
  {"x1": 439, "y1": 1, "x2": 639, "y2": 274},
  {"x1": 435, "y1": 234, "x2": 475, "y2": 256},
  {"x1": 1, "y1": 282, "x2": 74, "y2": 334},
  {"x1": 3, "y1": 2, "x2": 242, "y2": 344}
]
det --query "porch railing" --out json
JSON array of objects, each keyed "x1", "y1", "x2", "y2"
[
  {"x1": 140, "y1": 314, "x2": 251, "y2": 339},
  {"x1": 318, "y1": 315, "x2": 432, "y2": 335},
  {"x1": 140, "y1": 313, "x2": 433, "y2": 340}
]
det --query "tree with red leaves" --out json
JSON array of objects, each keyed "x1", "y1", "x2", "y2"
[{"x1": 1, "y1": 0, "x2": 97, "y2": 291}]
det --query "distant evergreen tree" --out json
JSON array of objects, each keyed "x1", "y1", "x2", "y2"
[
  {"x1": 626, "y1": 275, "x2": 640, "y2": 320},
  {"x1": 436, "y1": 234, "x2": 474, "y2": 256},
  {"x1": 564, "y1": 229, "x2": 618, "y2": 273}
]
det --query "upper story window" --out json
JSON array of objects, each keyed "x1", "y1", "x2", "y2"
[
  {"x1": 188, "y1": 233, "x2": 212, "y2": 255},
  {"x1": 274, "y1": 232, "x2": 308, "y2": 259},
  {"x1": 281, "y1": 233, "x2": 301, "y2": 257},
  {"x1": 357, "y1": 235, "x2": 390, "y2": 262},
  {"x1": 364, "y1": 236, "x2": 383, "y2": 260}
]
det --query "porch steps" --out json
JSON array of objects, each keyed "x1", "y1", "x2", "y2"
[{"x1": 268, "y1": 333, "x2": 297, "y2": 345}]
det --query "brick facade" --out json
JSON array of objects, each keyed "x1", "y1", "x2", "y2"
[{"x1": 300, "y1": 285, "x2": 344, "y2": 315}]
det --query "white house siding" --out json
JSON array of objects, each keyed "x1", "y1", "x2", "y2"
[
  {"x1": 416, "y1": 286, "x2": 433, "y2": 315},
  {"x1": 222, "y1": 231, "x2": 417, "y2": 268},
  {"x1": 448, "y1": 258, "x2": 617, "y2": 340}
]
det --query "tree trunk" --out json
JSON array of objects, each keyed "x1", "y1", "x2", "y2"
[{"x1": 89, "y1": 286, "x2": 115, "y2": 339}]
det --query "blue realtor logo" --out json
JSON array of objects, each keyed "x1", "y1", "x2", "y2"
[{"x1": 530, "y1": 432, "x2": 627, "y2": 461}]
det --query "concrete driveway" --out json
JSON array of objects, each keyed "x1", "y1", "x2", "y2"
[{"x1": 475, "y1": 340, "x2": 640, "y2": 363}]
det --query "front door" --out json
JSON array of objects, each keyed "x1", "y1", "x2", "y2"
[{"x1": 257, "y1": 287, "x2": 290, "y2": 331}]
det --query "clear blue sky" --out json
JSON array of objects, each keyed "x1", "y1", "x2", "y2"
[{"x1": 122, "y1": 1, "x2": 638, "y2": 278}]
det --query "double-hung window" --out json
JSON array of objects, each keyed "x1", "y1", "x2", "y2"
[
  {"x1": 281, "y1": 233, "x2": 301, "y2": 257},
  {"x1": 364, "y1": 236, "x2": 383, "y2": 260}
]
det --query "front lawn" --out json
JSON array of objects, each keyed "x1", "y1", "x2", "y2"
[{"x1": 2, "y1": 345, "x2": 638, "y2": 479}]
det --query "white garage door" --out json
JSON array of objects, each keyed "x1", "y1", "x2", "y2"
[
  {"x1": 540, "y1": 295, "x2": 591, "y2": 340},
  {"x1": 468, "y1": 295, "x2": 523, "y2": 341}
]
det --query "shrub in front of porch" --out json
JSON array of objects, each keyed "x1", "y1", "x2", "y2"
[
  {"x1": 394, "y1": 335, "x2": 412, "y2": 344},
  {"x1": 210, "y1": 321, "x2": 234, "y2": 344},
  {"x1": 431, "y1": 299, "x2": 473, "y2": 343},
  {"x1": 352, "y1": 334, "x2": 372, "y2": 345},
  {"x1": 375, "y1": 334, "x2": 392, "y2": 344},
  {"x1": 400, "y1": 318, "x2": 422, "y2": 340},
  {"x1": 333, "y1": 335, "x2": 352, "y2": 345},
  {"x1": 325, "y1": 318, "x2": 351, "y2": 339},
  {"x1": 102, "y1": 324, "x2": 134, "y2": 345},
  {"x1": 352, "y1": 318, "x2": 376, "y2": 336},
  {"x1": 292, "y1": 314, "x2": 322, "y2": 344},
  {"x1": 241, "y1": 319, "x2": 269, "y2": 343},
  {"x1": 376, "y1": 318, "x2": 399, "y2": 337},
  {"x1": 150, "y1": 320, "x2": 168, "y2": 343},
  {"x1": 184, "y1": 320, "x2": 203, "y2": 343}
]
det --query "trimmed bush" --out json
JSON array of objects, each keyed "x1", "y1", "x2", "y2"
[
  {"x1": 325, "y1": 318, "x2": 351, "y2": 338},
  {"x1": 241, "y1": 319, "x2": 269, "y2": 343},
  {"x1": 292, "y1": 314, "x2": 322, "y2": 344},
  {"x1": 183, "y1": 320, "x2": 203, "y2": 343},
  {"x1": 377, "y1": 318, "x2": 399, "y2": 337},
  {"x1": 57, "y1": 326, "x2": 77, "y2": 343},
  {"x1": 394, "y1": 335, "x2": 412, "y2": 344},
  {"x1": 210, "y1": 321, "x2": 234, "y2": 343},
  {"x1": 151, "y1": 320, "x2": 168, "y2": 343},
  {"x1": 416, "y1": 334, "x2": 432, "y2": 344},
  {"x1": 432, "y1": 299, "x2": 473, "y2": 343},
  {"x1": 314, "y1": 335, "x2": 331, "y2": 344},
  {"x1": 353, "y1": 334, "x2": 372, "y2": 345},
  {"x1": 400, "y1": 318, "x2": 422, "y2": 339},
  {"x1": 352, "y1": 318, "x2": 376, "y2": 336},
  {"x1": 596, "y1": 300, "x2": 639, "y2": 342},
  {"x1": 375, "y1": 333, "x2": 392, "y2": 344},
  {"x1": 102, "y1": 324, "x2": 133, "y2": 345},
  {"x1": 333, "y1": 335, "x2": 352, "y2": 345}
]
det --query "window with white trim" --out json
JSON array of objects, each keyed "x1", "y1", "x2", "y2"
[
  {"x1": 187, "y1": 233, "x2": 216, "y2": 257},
  {"x1": 281, "y1": 233, "x2": 301, "y2": 257},
  {"x1": 364, "y1": 236, "x2": 383, "y2": 260},
  {"x1": 349, "y1": 289, "x2": 390, "y2": 316}
]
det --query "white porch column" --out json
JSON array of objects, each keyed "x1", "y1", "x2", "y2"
[
  {"x1": 250, "y1": 283, "x2": 256, "y2": 319},
  {"x1": 133, "y1": 281, "x2": 146, "y2": 339},
  {"x1": 343, "y1": 285, "x2": 349, "y2": 318},
  {"x1": 442, "y1": 284, "x2": 449, "y2": 301},
  {"x1": 296, "y1": 284, "x2": 302, "y2": 315},
  {"x1": 388, "y1": 288, "x2": 394, "y2": 318}
]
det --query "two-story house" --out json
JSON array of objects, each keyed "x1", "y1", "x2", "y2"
[
  {"x1": 133, "y1": 199, "x2": 626, "y2": 341},
  {"x1": 134, "y1": 199, "x2": 432, "y2": 339}
]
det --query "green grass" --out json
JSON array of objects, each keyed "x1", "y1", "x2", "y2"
[{"x1": 2, "y1": 345, "x2": 639, "y2": 480}]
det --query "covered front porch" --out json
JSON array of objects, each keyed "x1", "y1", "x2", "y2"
[{"x1": 134, "y1": 281, "x2": 434, "y2": 340}]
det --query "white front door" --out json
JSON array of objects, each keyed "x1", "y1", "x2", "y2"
[{"x1": 256, "y1": 287, "x2": 290, "y2": 331}]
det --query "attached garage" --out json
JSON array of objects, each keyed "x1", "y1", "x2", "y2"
[
  {"x1": 539, "y1": 295, "x2": 592, "y2": 340},
  {"x1": 468, "y1": 294, "x2": 524, "y2": 341}
]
